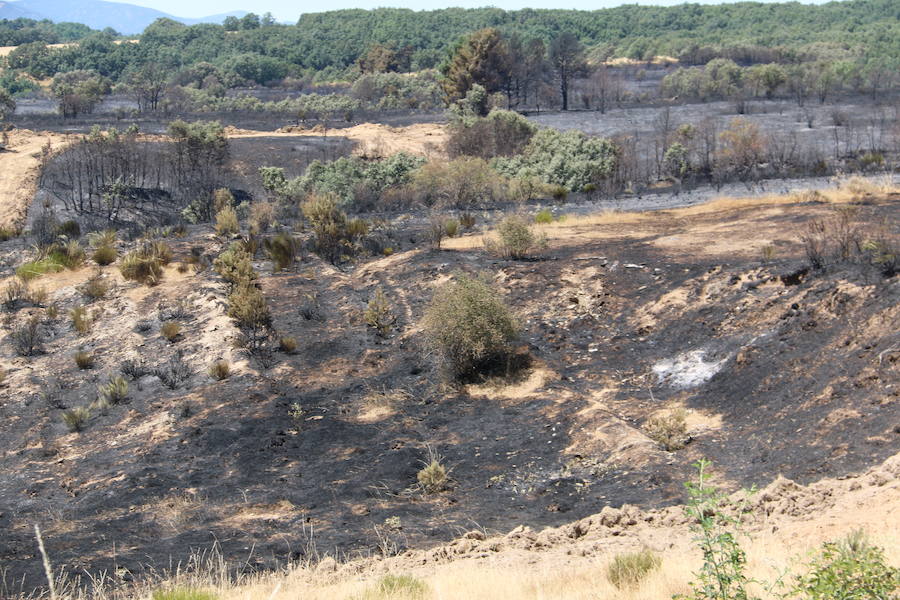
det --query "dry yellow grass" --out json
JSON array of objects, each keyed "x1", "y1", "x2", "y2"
[
  {"x1": 551, "y1": 176, "x2": 898, "y2": 224},
  {"x1": 0, "y1": 39, "x2": 137, "y2": 57},
  {"x1": 605, "y1": 55, "x2": 679, "y2": 67},
  {"x1": 442, "y1": 176, "x2": 899, "y2": 253},
  {"x1": 55, "y1": 524, "x2": 893, "y2": 600},
  {"x1": 0, "y1": 129, "x2": 72, "y2": 229},
  {"x1": 226, "y1": 123, "x2": 446, "y2": 159}
]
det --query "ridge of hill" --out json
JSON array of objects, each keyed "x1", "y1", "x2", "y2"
[{"x1": 0, "y1": 0, "x2": 247, "y2": 34}]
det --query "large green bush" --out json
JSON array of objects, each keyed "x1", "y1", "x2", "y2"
[
  {"x1": 486, "y1": 213, "x2": 544, "y2": 259},
  {"x1": 213, "y1": 243, "x2": 257, "y2": 289},
  {"x1": 493, "y1": 128, "x2": 618, "y2": 192},
  {"x1": 423, "y1": 273, "x2": 520, "y2": 380},
  {"x1": 293, "y1": 152, "x2": 425, "y2": 208}
]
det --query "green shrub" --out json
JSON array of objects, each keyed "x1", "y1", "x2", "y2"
[
  {"x1": 364, "y1": 287, "x2": 395, "y2": 337},
  {"x1": 288, "y1": 402, "x2": 304, "y2": 425},
  {"x1": 549, "y1": 185, "x2": 569, "y2": 201},
  {"x1": 682, "y1": 459, "x2": 753, "y2": 600},
  {"x1": 487, "y1": 213, "x2": 544, "y2": 259},
  {"x1": 74, "y1": 350, "x2": 95, "y2": 369},
  {"x1": 644, "y1": 409, "x2": 689, "y2": 451},
  {"x1": 663, "y1": 143, "x2": 691, "y2": 179},
  {"x1": 92, "y1": 245, "x2": 117, "y2": 266},
  {"x1": 534, "y1": 209, "x2": 554, "y2": 224},
  {"x1": 423, "y1": 273, "x2": 519, "y2": 381},
  {"x1": 48, "y1": 240, "x2": 85, "y2": 269},
  {"x1": 792, "y1": 531, "x2": 900, "y2": 600},
  {"x1": 70, "y1": 305, "x2": 92, "y2": 335},
  {"x1": 214, "y1": 243, "x2": 257, "y2": 289},
  {"x1": 263, "y1": 232, "x2": 298, "y2": 272},
  {"x1": 161, "y1": 321, "x2": 181, "y2": 342},
  {"x1": 119, "y1": 240, "x2": 171, "y2": 284},
  {"x1": 493, "y1": 128, "x2": 618, "y2": 192},
  {"x1": 119, "y1": 249, "x2": 164, "y2": 286},
  {"x1": 444, "y1": 218, "x2": 459, "y2": 237},
  {"x1": 98, "y1": 375, "x2": 128, "y2": 404},
  {"x1": 417, "y1": 452, "x2": 449, "y2": 494},
  {"x1": 302, "y1": 194, "x2": 354, "y2": 263},
  {"x1": 208, "y1": 360, "x2": 231, "y2": 380},
  {"x1": 228, "y1": 283, "x2": 272, "y2": 346},
  {"x1": 16, "y1": 256, "x2": 64, "y2": 281},
  {"x1": 607, "y1": 550, "x2": 661, "y2": 589},
  {"x1": 63, "y1": 407, "x2": 90, "y2": 432},
  {"x1": 215, "y1": 205, "x2": 240, "y2": 236},
  {"x1": 459, "y1": 212, "x2": 477, "y2": 230},
  {"x1": 293, "y1": 152, "x2": 424, "y2": 207}
]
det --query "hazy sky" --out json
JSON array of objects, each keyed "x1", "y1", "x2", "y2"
[{"x1": 120, "y1": 0, "x2": 827, "y2": 21}]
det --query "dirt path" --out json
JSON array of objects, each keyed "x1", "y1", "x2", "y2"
[
  {"x1": 0, "y1": 39, "x2": 137, "y2": 56},
  {"x1": 0, "y1": 129, "x2": 72, "y2": 229},
  {"x1": 225, "y1": 122, "x2": 446, "y2": 159}
]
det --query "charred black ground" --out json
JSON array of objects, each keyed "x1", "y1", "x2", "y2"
[{"x1": 1, "y1": 191, "x2": 897, "y2": 592}]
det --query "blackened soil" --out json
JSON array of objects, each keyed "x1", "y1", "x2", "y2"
[{"x1": 1, "y1": 197, "x2": 897, "y2": 593}]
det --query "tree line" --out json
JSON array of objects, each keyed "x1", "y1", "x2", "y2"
[
  {"x1": 0, "y1": 17, "x2": 99, "y2": 46},
  {"x1": 2, "y1": 0, "x2": 897, "y2": 90}
]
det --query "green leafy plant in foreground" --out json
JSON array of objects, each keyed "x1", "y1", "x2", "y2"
[
  {"x1": 791, "y1": 530, "x2": 900, "y2": 600},
  {"x1": 679, "y1": 458, "x2": 758, "y2": 600}
]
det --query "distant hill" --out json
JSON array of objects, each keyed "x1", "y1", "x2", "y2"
[
  {"x1": 0, "y1": 0, "x2": 247, "y2": 34},
  {"x1": 0, "y1": 1, "x2": 44, "y2": 20}
]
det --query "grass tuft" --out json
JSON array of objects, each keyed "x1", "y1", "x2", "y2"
[{"x1": 606, "y1": 549, "x2": 662, "y2": 589}]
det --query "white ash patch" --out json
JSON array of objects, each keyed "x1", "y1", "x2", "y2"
[{"x1": 653, "y1": 349, "x2": 727, "y2": 389}]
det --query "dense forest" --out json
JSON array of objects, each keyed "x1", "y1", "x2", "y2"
[
  {"x1": 0, "y1": 18, "x2": 100, "y2": 46},
  {"x1": 1, "y1": 0, "x2": 898, "y2": 89},
  {"x1": 293, "y1": 0, "x2": 900, "y2": 69}
]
